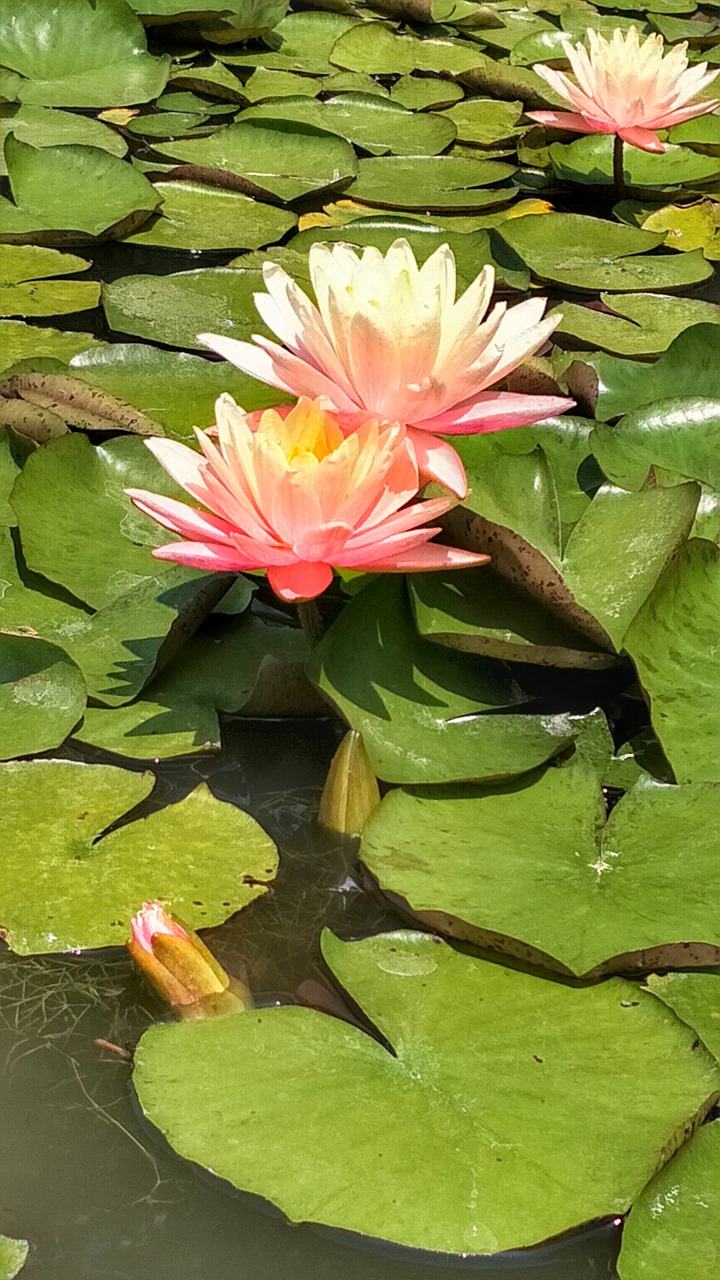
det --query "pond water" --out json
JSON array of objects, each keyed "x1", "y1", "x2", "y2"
[{"x1": 1, "y1": 718, "x2": 618, "y2": 1279}]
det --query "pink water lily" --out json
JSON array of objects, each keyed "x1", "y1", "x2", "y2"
[
  {"x1": 528, "y1": 27, "x2": 720, "y2": 153},
  {"x1": 198, "y1": 239, "x2": 573, "y2": 499},
  {"x1": 126, "y1": 396, "x2": 489, "y2": 604}
]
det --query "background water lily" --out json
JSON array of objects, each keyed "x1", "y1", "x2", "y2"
[
  {"x1": 528, "y1": 28, "x2": 720, "y2": 153},
  {"x1": 198, "y1": 239, "x2": 574, "y2": 498},
  {"x1": 126, "y1": 396, "x2": 489, "y2": 603}
]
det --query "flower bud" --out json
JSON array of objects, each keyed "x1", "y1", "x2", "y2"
[
  {"x1": 127, "y1": 901, "x2": 249, "y2": 1015},
  {"x1": 318, "y1": 730, "x2": 381, "y2": 837}
]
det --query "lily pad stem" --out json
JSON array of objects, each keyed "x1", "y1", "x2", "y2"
[
  {"x1": 298, "y1": 599, "x2": 325, "y2": 646},
  {"x1": 613, "y1": 133, "x2": 626, "y2": 200}
]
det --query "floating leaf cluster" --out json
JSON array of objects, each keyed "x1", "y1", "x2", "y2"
[{"x1": 5, "y1": 0, "x2": 720, "y2": 1274}]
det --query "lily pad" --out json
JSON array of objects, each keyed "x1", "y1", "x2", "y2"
[
  {"x1": 647, "y1": 972, "x2": 720, "y2": 1065},
  {"x1": 153, "y1": 118, "x2": 358, "y2": 202},
  {"x1": 639, "y1": 198, "x2": 720, "y2": 258},
  {"x1": 0, "y1": 104, "x2": 127, "y2": 176},
  {"x1": 238, "y1": 94, "x2": 457, "y2": 156},
  {"x1": 0, "y1": 0, "x2": 170, "y2": 108},
  {"x1": 0, "y1": 321, "x2": 103, "y2": 378},
  {"x1": 10, "y1": 433, "x2": 185, "y2": 610},
  {"x1": 133, "y1": 928, "x2": 720, "y2": 1254},
  {"x1": 307, "y1": 575, "x2": 577, "y2": 784},
  {"x1": 220, "y1": 13, "x2": 363, "y2": 75},
  {"x1": 617, "y1": 1122, "x2": 720, "y2": 1280},
  {"x1": 459, "y1": 54, "x2": 562, "y2": 108},
  {"x1": 120, "y1": 179, "x2": 296, "y2": 251},
  {"x1": 360, "y1": 749, "x2": 720, "y2": 975},
  {"x1": 0, "y1": 1236, "x2": 28, "y2": 1280},
  {"x1": 390, "y1": 76, "x2": 463, "y2": 110},
  {"x1": 77, "y1": 611, "x2": 309, "y2": 758},
  {"x1": 552, "y1": 292, "x2": 720, "y2": 357},
  {"x1": 550, "y1": 134, "x2": 720, "y2": 187},
  {"x1": 499, "y1": 211, "x2": 712, "y2": 291},
  {"x1": 409, "y1": 568, "x2": 618, "y2": 668},
  {"x1": 65, "y1": 344, "x2": 288, "y2": 441},
  {"x1": 591, "y1": 325, "x2": 720, "y2": 421},
  {"x1": 438, "y1": 97, "x2": 524, "y2": 147},
  {"x1": 0, "y1": 759, "x2": 277, "y2": 954},
  {"x1": 329, "y1": 22, "x2": 485, "y2": 75},
  {"x1": 447, "y1": 433, "x2": 699, "y2": 651},
  {"x1": 169, "y1": 60, "x2": 246, "y2": 104},
  {"x1": 625, "y1": 539, "x2": 720, "y2": 784},
  {"x1": 102, "y1": 267, "x2": 265, "y2": 351},
  {"x1": 345, "y1": 154, "x2": 517, "y2": 211},
  {"x1": 0, "y1": 633, "x2": 86, "y2": 761},
  {"x1": 0, "y1": 137, "x2": 161, "y2": 244},
  {"x1": 591, "y1": 397, "x2": 720, "y2": 491},
  {"x1": 0, "y1": 243, "x2": 99, "y2": 317}
]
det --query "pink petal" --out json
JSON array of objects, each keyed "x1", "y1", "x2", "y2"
[
  {"x1": 198, "y1": 332, "x2": 358, "y2": 413},
  {"x1": 422, "y1": 392, "x2": 576, "y2": 435},
  {"x1": 347, "y1": 496, "x2": 455, "y2": 552},
  {"x1": 618, "y1": 126, "x2": 665, "y2": 153},
  {"x1": 359, "y1": 544, "x2": 492, "y2": 572},
  {"x1": 525, "y1": 111, "x2": 605, "y2": 133},
  {"x1": 267, "y1": 561, "x2": 333, "y2": 602},
  {"x1": 151, "y1": 541, "x2": 264, "y2": 573},
  {"x1": 407, "y1": 429, "x2": 467, "y2": 499},
  {"x1": 126, "y1": 488, "x2": 236, "y2": 545}
]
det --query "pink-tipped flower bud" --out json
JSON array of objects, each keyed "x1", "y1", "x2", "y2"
[{"x1": 127, "y1": 901, "x2": 242, "y2": 1013}]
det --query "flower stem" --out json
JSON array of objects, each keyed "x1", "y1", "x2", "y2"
[
  {"x1": 613, "y1": 134, "x2": 626, "y2": 200},
  {"x1": 297, "y1": 599, "x2": 325, "y2": 646}
]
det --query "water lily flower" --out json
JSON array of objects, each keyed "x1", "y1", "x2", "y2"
[
  {"x1": 528, "y1": 27, "x2": 720, "y2": 153},
  {"x1": 127, "y1": 901, "x2": 233, "y2": 1008},
  {"x1": 197, "y1": 239, "x2": 573, "y2": 498},
  {"x1": 126, "y1": 395, "x2": 489, "y2": 604}
]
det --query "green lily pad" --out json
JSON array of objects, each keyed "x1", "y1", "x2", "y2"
[
  {"x1": 552, "y1": 292, "x2": 720, "y2": 356},
  {"x1": 0, "y1": 428, "x2": 32, "y2": 524},
  {"x1": 238, "y1": 93, "x2": 457, "y2": 156},
  {"x1": 0, "y1": 243, "x2": 99, "y2": 317},
  {"x1": 65, "y1": 344, "x2": 287, "y2": 442},
  {"x1": 617, "y1": 1123, "x2": 720, "y2": 1280},
  {"x1": 409, "y1": 568, "x2": 618, "y2": 668},
  {"x1": 459, "y1": 53, "x2": 563, "y2": 108},
  {"x1": 0, "y1": 1236, "x2": 28, "y2": 1280},
  {"x1": 133, "y1": 928, "x2": 720, "y2": 1254},
  {"x1": 648, "y1": 972, "x2": 720, "y2": 1065},
  {"x1": 307, "y1": 575, "x2": 577, "y2": 784},
  {"x1": 329, "y1": 22, "x2": 484, "y2": 75},
  {"x1": 591, "y1": 325, "x2": 720, "y2": 421},
  {"x1": 0, "y1": 760, "x2": 277, "y2": 954},
  {"x1": 625, "y1": 539, "x2": 720, "y2": 784},
  {"x1": 448, "y1": 433, "x2": 698, "y2": 651},
  {"x1": 639, "y1": 199, "x2": 720, "y2": 259},
  {"x1": 124, "y1": 111, "x2": 213, "y2": 139},
  {"x1": 120, "y1": 179, "x2": 296, "y2": 251},
  {"x1": 241, "y1": 68, "x2": 324, "y2": 101},
  {"x1": 0, "y1": 320, "x2": 103, "y2": 378},
  {"x1": 438, "y1": 97, "x2": 524, "y2": 147},
  {"x1": 0, "y1": 137, "x2": 161, "y2": 244},
  {"x1": 389, "y1": 76, "x2": 463, "y2": 110},
  {"x1": 220, "y1": 12, "x2": 362, "y2": 74},
  {"x1": 102, "y1": 267, "x2": 265, "y2": 351},
  {"x1": 0, "y1": 633, "x2": 86, "y2": 761},
  {"x1": 499, "y1": 211, "x2": 712, "y2": 291},
  {"x1": 0, "y1": 0, "x2": 170, "y2": 108},
  {"x1": 169, "y1": 60, "x2": 246, "y2": 104},
  {"x1": 10, "y1": 433, "x2": 185, "y2": 610},
  {"x1": 550, "y1": 134, "x2": 720, "y2": 187},
  {"x1": 360, "y1": 748, "x2": 720, "y2": 975},
  {"x1": 77, "y1": 611, "x2": 309, "y2": 758},
  {"x1": 0, "y1": 104, "x2": 127, "y2": 176},
  {"x1": 153, "y1": 118, "x2": 358, "y2": 202},
  {"x1": 345, "y1": 154, "x2": 517, "y2": 210},
  {"x1": 592, "y1": 397, "x2": 720, "y2": 491}
]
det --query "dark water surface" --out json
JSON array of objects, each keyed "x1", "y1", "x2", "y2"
[{"x1": 0, "y1": 718, "x2": 619, "y2": 1279}]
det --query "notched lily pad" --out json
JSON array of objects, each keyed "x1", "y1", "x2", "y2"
[
  {"x1": 133, "y1": 928, "x2": 720, "y2": 1255},
  {"x1": 120, "y1": 179, "x2": 296, "y2": 251},
  {"x1": 0, "y1": 759, "x2": 278, "y2": 954},
  {"x1": 360, "y1": 747, "x2": 720, "y2": 976}
]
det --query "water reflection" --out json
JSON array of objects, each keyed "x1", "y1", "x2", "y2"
[{"x1": 0, "y1": 718, "x2": 619, "y2": 1279}]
